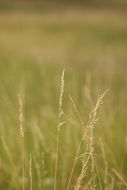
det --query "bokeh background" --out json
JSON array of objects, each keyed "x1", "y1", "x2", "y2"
[{"x1": 0, "y1": 1, "x2": 127, "y2": 190}]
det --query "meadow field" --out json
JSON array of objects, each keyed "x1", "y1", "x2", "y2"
[{"x1": 0, "y1": 8, "x2": 127, "y2": 190}]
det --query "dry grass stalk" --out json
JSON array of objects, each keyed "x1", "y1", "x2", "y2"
[
  {"x1": 59, "y1": 69, "x2": 65, "y2": 119},
  {"x1": 108, "y1": 178, "x2": 115, "y2": 190},
  {"x1": 67, "y1": 89, "x2": 109, "y2": 190},
  {"x1": 67, "y1": 141, "x2": 82, "y2": 190},
  {"x1": 69, "y1": 95, "x2": 85, "y2": 129},
  {"x1": 112, "y1": 168, "x2": 127, "y2": 187},
  {"x1": 30, "y1": 153, "x2": 32, "y2": 190},
  {"x1": 74, "y1": 89, "x2": 109, "y2": 190},
  {"x1": 66, "y1": 96, "x2": 85, "y2": 190},
  {"x1": 18, "y1": 94, "x2": 24, "y2": 138},
  {"x1": 54, "y1": 69, "x2": 65, "y2": 190},
  {"x1": 83, "y1": 177, "x2": 95, "y2": 190},
  {"x1": 74, "y1": 149, "x2": 93, "y2": 190},
  {"x1": 18, "y1": 94, "x2": 24, "y2": 190}
]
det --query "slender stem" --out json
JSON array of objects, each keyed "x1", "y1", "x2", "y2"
[
  {"x1": 21, "y1": 136, "x2": 24, "y2": 190},
  {"x1": 67, "y1": 140, "x2": 82, "y2": 190},
  {"x1": 18, "y1": 94, "x2": 24, "y2": 190},
  {"x1": 54, "y1": 69, "x2": 65, "y2": 190}
]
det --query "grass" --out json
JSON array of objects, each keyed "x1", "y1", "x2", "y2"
[
  {"x1": 0, "y1": 8, "x2": 127, "y2": 190},
  {"x1": 54, "y1": 69, "x2": 65, "y2": 190},
  {"x1": 18, "y1": 94, "x2": 25, "y2": 190}
]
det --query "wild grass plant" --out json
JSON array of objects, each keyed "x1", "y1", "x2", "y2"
[
  {"x1": 17, "y1": 69, "x2": 110, "y2": 190},
  {"x1": 0, "y1": 61, "x2": 127, "y2": 190}
]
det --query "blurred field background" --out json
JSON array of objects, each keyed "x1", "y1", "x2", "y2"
[{"x1": 0, "y1": 1, "x2": 127, "y2": 190}]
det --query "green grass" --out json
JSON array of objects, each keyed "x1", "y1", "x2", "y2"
[{"x1": 0, "y1": 9, "x2": 127, "y2": 190}]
